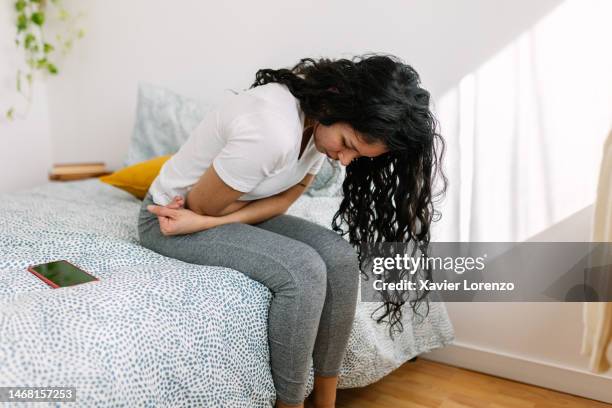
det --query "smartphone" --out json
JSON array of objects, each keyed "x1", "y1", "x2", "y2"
[{"x1": 27, "y1": 260, "x2": 99, "y2": 288}]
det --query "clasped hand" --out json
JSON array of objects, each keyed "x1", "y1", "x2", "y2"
[{"x1": 146, "y1": 195, "x2": 219, "y2": 236}]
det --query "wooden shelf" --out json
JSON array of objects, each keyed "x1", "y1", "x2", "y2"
[{"x1": 49, "y1": 171, "x2": 113, "y2": 181}]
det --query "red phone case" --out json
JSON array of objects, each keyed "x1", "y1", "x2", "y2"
[{"x1": 27, "y1": 260, "x2": 99, "y2": 289}]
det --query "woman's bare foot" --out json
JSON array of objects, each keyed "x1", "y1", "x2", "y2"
[
  {"x1": 310, "y1": 375, "x2": 338, "y2": 407},
  {"x1": 304, "y1": 395, "x2": 316, "y2": 408},
  {"x1": 275, "y1": 399, "x2": 303, "y2": 408},
  {"x1": 276, "y1": 374, "x2": 339, "y2": 408},
  {"x1": 305, "y1": 395, "x2": 334, "y2": 408}
]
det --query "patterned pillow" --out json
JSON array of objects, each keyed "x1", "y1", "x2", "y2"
[
  {"x1": 123, "y1": 82, "x2": 343, "y2": 196},
  {"x1": 305, "y1": 157, "x2": 345, "y2": 197},
  {"x1": 123, "y1": 83, "x2": 211, "y2": 166}
]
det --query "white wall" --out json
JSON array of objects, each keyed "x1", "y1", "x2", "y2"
[
  {"x1": 45, "y1": 0, "x2": 562, "y2": 170},
  {"x1": 0, "y1": 2, "x2": 52, "y2": 193},
  {"x1": 423, "y1": 2, "x2": 612, "y2": 402}
]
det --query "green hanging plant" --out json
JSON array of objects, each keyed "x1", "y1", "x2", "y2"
[{"x1": 7, "y1": 0, "x2": 85, "y2": 121}]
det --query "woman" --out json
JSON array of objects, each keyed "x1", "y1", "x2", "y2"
[{"x1": 138, "y1": 53, "x2": 447, "y2": 408}]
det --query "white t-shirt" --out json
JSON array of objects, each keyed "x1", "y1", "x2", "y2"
[{"x1": 148, "y1": 82, "x2": 326, "y2": 206}]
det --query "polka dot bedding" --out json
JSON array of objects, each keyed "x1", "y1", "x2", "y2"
[{"x1": 0, "y1": 179, "x2": 454, "y2": 407}]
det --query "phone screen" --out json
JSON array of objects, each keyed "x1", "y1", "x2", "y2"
[{"x1": 31, "y1": 260, "x2": 97, "y2": 287}]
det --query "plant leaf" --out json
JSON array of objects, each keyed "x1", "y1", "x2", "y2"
[
  {"x1": 17, "y1": 13, "x2": 27, "y2": 31},
  {"x1": 31, "y1": 12, "x2": 45, "y2": 26},
  {"x1": 15, "y1": 0, "x2": 26, "y2": 12},
  {"x1": 47, "y1": 63, "x2": 58, "y2": 74},
  {"x1": 43, "y1": 42, "x2": 54, "y2": 53},
  {"x1": 24, "y1": 33, "x2": 36, "y2": 49}
]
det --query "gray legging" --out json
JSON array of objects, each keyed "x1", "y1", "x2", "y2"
[{"x1": 137, "y1": 192, "x2": 360, "y2": 405}]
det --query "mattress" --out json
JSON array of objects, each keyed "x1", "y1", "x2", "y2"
[{"x1": 0, "y1": 179, "x2": 454, "y2": 407}]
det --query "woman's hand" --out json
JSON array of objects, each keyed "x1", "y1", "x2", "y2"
[
  {"x1": 165, "y1": 195, "x2": 185, "y2": 209},
  {"x1": 147, "y1": 195, "x2": 219, "y2": 236}
]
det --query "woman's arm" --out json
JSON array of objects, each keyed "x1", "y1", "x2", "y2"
[
  {"x1": 214, "y1": 173, "x2": 315, "y2": 225},
  {"x1": 214, "y1": 199, "x2": 251, "y2": 216},
  {"x1": 147, "y1": 174, "x2": 315, "y2": 236},
  {"x1": 185, "y1": 165, "x2": 248, "y2": 217}
]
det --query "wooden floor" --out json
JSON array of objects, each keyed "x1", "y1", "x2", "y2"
[{"x1": 336, "y1": 358, "x2": 610, "y2": 408}]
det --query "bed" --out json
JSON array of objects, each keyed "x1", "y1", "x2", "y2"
[{"x1": 0, "y1": 177, "x2": 454, "y2": 407}]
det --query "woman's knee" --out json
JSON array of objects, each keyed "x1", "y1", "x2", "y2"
[
  {"x1": 324, "y1": 238, "x2": 360, "y2": 295},
  {"x1": 289, "y1": 244, "x2": 328, "y2": 303}
]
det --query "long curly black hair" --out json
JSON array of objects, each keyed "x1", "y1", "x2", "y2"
[{"x1": 248, "y1": 53, "x2": 448, "y2": 339}]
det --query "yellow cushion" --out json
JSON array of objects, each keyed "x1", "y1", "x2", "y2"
[{"x1": 99, "y1": 155, "x2": 172, "y2": 200}]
